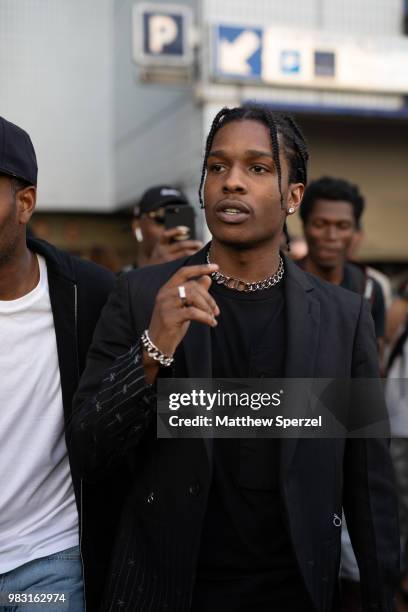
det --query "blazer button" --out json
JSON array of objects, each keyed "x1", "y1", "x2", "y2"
[
  {"x1": 188, "y1": 483, "x2": 201, "y2": 496},
  {"x1": 333, "y1": 514, "x2": 342, "y2": 527},
  {"x1": 147, "y1": 492, "x2": 154, "y2": 504}
]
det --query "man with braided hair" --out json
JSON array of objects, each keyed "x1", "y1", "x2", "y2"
[{"x1": 68, "y1": 105, "x2": 399, "y2": 612}]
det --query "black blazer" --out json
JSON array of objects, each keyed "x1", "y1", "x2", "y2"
[
  {"x1": 27, "y1": 238, "x2": 126, "y2": 612},
  {"x1": 68, "y1": 247, "x2": 400, "y2": 612}
]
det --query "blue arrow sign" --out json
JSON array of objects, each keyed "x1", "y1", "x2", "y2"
[{"x1": 214, "y1": 25, "x2": 262, "y2": 79}]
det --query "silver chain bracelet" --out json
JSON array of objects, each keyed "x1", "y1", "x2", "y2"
[{"x1": 141, "y1": 329, "x2": 174, "y2": 367}]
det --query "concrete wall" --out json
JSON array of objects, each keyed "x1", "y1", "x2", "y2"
[
  {"x1": 203, "y1": 0, "x2": 403, "y2": 35},
  {"x1": 0, "y1": 0, "x2": 115, "y2": 211},
  {"x1": 114, "y1": 0, "x2": 203, "y2": 210}
]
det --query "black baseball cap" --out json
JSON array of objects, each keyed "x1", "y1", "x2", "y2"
[
  {"x1": 0, "y1": 116, "x2": 38, "y2": 186},
  {"x1": 133, "y1": 185, "x2": 188, "y2": 217}
]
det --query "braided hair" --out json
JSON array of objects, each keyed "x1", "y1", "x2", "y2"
[{"x1": 198, "y1": 105, "x2": 309, "y2": 249}]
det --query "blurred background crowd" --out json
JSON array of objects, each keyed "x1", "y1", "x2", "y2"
[{"x1": 1, "y1": 0, "x2": 408, "y2": 610}]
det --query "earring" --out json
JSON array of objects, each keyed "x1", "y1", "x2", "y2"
[
  {"x1": 134, "y1": 227, "x2": 143, "y2": 242},
  {"x1": 288, "y1": 207, "x2": 295, "y2": 214}
]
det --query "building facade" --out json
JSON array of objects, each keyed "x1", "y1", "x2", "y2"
[{"x1": 1, "y1": 0, "x2": 407, "y2": 261}]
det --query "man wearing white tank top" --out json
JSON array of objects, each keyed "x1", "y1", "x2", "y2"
[{"x1": 0, "y1": 117, "x2": 117, "y2": 611}]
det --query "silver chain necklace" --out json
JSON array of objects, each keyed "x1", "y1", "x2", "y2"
[{"x1": 206, "y1": 249, "x2": 284, "y2": 292}]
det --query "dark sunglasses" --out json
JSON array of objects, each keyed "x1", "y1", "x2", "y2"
[{"x1": 144, "y1": 208, "x2": 166, "y2": 225}]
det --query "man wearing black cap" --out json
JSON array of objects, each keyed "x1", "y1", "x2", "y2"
[
  {"x1": 0, "y1": 117, "x2": 119, "y2": 611},
  {"x1": 131, "y1": 185, "x2": 202, "y2": 267}
]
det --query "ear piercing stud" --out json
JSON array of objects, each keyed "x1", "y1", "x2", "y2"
[{"x1": 288, "y1": 207, "x2": 295, "y2": 214}]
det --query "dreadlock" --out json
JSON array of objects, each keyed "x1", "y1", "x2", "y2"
[{"x1": 198, "y1": 104, "x2": 309, "y2": 249}]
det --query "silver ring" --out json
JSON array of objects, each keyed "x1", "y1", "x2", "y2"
[{"x1": 178, "y1": 285, "x2": 187, "y2": 306}]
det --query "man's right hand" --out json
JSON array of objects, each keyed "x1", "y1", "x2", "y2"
[
  {"x1": 142, "y1": 264, "x2": 219, "y2": 382},
  {"x1": 147, "y1": 227, "x2": 203, "y2": 266}
]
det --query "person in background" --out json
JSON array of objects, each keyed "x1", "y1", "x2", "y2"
[
  {"x1": 348, "y1": 228, "x2": 392, "y2": 309},
  {"x1": 89, "y1": 244, "x2": 122, "y2": 274},
  {"x1": 0, "y1": 116, "x2": 120, "y2": 612},
  {"x1": 298, "y1": 175, "x2": 389, "y2": 611},
  {"x1": 127, "y1": 185, "x2": 203, "y2": 269},
  {"x1": 387, "y1": 280, "x2": 408, "y2": 348},
  {"x1": 386, "y1": 312, "x2": 408, "y2": 612},
  {"x1": 288, "y1": 234, "x2": 308, "y2": 261},
  {"x1": 299, "y1": 176, "x2": 385, "y2": 347}
]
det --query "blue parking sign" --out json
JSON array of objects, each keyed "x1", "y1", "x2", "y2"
[
  {"x1": 133, "y1": 3, "x2": 193, "y2": 66},
  {"x1": 143, "y1": 12, "x2": 183, "y2": 56},
  {"x1": 214, "y1": 25, "x2": 262, "y2": 79}
]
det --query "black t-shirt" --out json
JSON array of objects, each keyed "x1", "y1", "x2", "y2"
[
  {"x1": 191, "y1": 281, "x2": 313, "y2": 612},
  {"x1": 210, "y1": 280, "x2": 285, "y2": 379}
]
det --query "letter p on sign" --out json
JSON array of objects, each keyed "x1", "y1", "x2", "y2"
[
  {"x1": 149, "y1": 15, "x2": 178, "y2": 54},
  {"x1": 133, "y1": 4, "x2": 192, "y2": 67}
]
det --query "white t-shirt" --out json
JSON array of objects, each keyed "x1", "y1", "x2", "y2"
[{"x1": 0, "y1": 254, "x2": 79, "y2": 573}]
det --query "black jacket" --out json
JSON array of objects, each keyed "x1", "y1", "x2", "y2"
[
  {"x1": 68, "y1": 248, "x2": 400, "y2": 612},
  {"x1": 27, "y1": 238, "x2": 123, "y2": 612}
]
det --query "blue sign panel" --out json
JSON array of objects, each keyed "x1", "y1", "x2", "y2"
[
  {"x1": 314, "y1": 51, "x2": 336, "y2": 77},
  {"x1": 280, "y1": 50, "x2": 301, "y2": 74},
  {"x1": 143, "y1": 12, "x2": 184, "y2": 57},
  {"x1": 214, "y1": 25, "x2": 262, "y2": 79}
]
